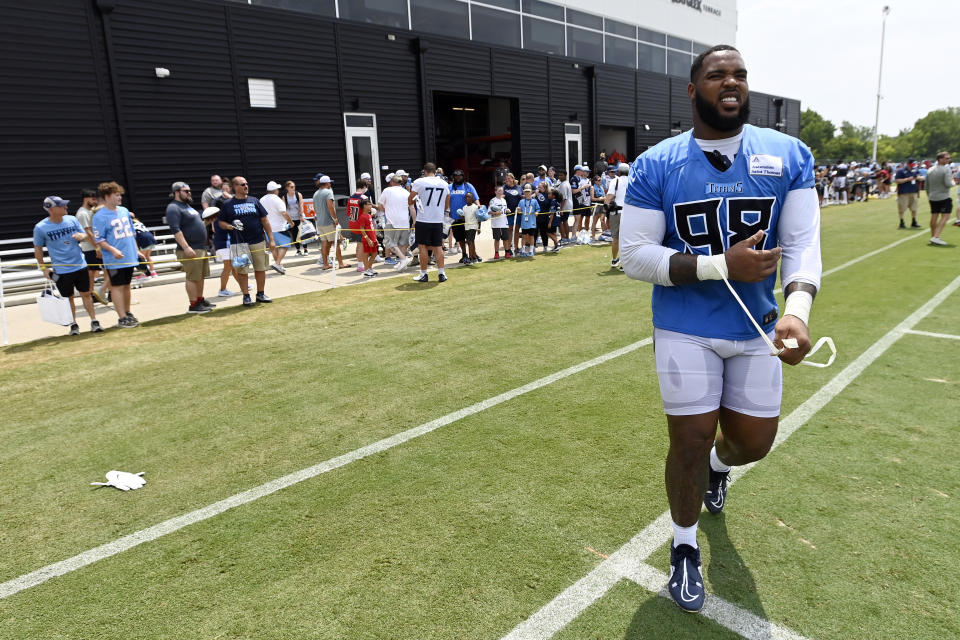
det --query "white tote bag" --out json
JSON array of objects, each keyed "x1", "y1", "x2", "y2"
[{"x1": 37, "y1": 281, "x2": 74, "y2": 326}]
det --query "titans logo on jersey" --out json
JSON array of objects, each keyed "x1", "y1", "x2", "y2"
[{"x1": 625, "y1": 124, "x2": 815, "y2": 340}]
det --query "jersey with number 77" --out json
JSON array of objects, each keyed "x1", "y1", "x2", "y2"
[
  {"x1": 625, "y1": 124, "x2": 815, "y2": 340},
  {"x1": 411, "y1": 176, "x2": 450, "y2": 224}
]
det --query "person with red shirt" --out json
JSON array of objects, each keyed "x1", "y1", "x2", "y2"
[
  {"x1": 347, "y1": 179, "x2": 371, "y2": 272},
  {"x1": 358, "y1": 198, "x2": 379, "y2": 277}
]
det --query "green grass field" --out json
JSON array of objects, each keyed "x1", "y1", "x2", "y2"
[{"x1": 1, "y1": 193, "x2": 958, "y2": 639}]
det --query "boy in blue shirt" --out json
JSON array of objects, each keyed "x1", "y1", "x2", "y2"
[
  {"x1": 516, "y1": 185, "x2": 539, "y2": 257},
  {"x1": 33, "y1": 196, "x2": 101, "y2": 335},
  {"x1": 92, "y1": 181, "x2": 141, "y2": 328}
]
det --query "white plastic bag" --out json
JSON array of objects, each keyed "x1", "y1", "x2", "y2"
[
  {"x1": 298, "y1": 218, "x2": 317, "y2": 244},
  {"x1": 37, "y1": 282, "x2": 74, "y2": 326}
]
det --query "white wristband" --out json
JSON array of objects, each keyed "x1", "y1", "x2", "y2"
[
  {"x1": 696, "y1": 254, "x2": 728, "y2": 281},
  {"x1": 783, "y1": 290, "x2": 813, "y2": 326}
]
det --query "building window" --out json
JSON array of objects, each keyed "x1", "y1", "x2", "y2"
[
  {"x1": 637, "y1": 26, "x2": 665, "y2": 46},
  {"x1": 251, "y1": 0, "x2": 336, "y2": 17},
  {"x1": 410, "y1": 0, "x2": 468, "y2": 38},
  {"x1": 521, "y1": 0, "x2": 563, "y2": 21},
  {"x1": 692, "y1": 42, "x2": 709, "y2": 55},
  {"x1": 475, "y1": 0, "x2": 519, "y2": 10},
  {"x1": 638, "y1": 42, "x2": 665, "y2": 74},
  {"x1": 248, "y1": 78, "x2": 276, "y2": 108},
  {"x1": 471, "y1": 4, "x2": 521, "y2": 49},
  {"x1": 522, "y1": 16, "x2": 563, "y2": 55},
  {"x1": 339, "y1": 0, "x2": 408, "y2": 28},
  {"x1": 565, "y1": 8, "x2": 602, "y2": 31},
  {"x1": 667, "y1": 35, "x2": 692, "y2": 52},
  {"x1": 667, "y1": 49, "x2": 691, "y2": 77},
  {"x1": 604, "y1": 18, "x2": 635, "y2": 39},
  {"x1": 566, "y1": 25, "x2": 602, "y2": 62},
  {"x1": 605, "y1": 35, "x2": 636, "y2": 69}
]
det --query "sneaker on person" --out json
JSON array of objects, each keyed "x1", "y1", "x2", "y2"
[
  {"x1": 459, "y1": 256, "x2": 469, "y2": 264},
  {"x1": 356, "y1": 265, "x2": 365, "y2": 272},
  {"x1": 413, "y1": 273, "x2": 428, "y2": 283},
  {"x1": 199, "y1": 299, "x2": 216, "y2": 309},
  {"x1": 69, "y1": 323, "x2": 80, "y2": 336},
  {"x1": 930, "y1": 237, "x2": 947, "y2": 246},
  {"x1": 474, "y1": 256, "x2": 483, "y2": 262},
  {"x1": 898, "y1": 220, "x2": 906, "y2": 229},
  {"x1": 438, "y1": 272, "x2": 447, "y2": 282},
  {"x1": 92, "y1": 288, "x2": 107, "y2": 305},
  {"x1": 505, "y1": 250, "x2": 513, "y2": 258},
  {"x1": 90, "y1": 320, "x2": 103, "y2": 333},
  {"x1": 363, "y1": 269, "x2": 378, "y2": 277},
  {"x1": 494, "y1": 252, "x2": 500, "y2": 260},
  {"x1": 611, "y1": 258, "x2": 621, "y2": 269},
  {"x1": 385, "y1": 257, "x2": 398, "y2": 265},
  {"x1": 242, "y1": 293, "x2": 254, "y2": 307},
  {"x1": 188, "y1": 301, "x2": 211, "y2": 314},
  {"x1": 374, "y1": 255, "x2": 385, "y2": 263},
  {"x1": 256, "y1": 292, "x2": 272, "y2": 303},
  {"x1": 550, "y1": 246, "x2": 560, "y2": 253},
  {"x1": 952, "y1": 220, "x2": 960, "y2": 227},
  {"x1": 704, "y1": 467, "x2": 730, "y2": 514},
  {"x1": 218, "y1": 289, "x2": 236, "y2": 297},
  {"x1": 911, "y1": 220, "x2": 921, "y2": 228},
  {"x1": 668, "y1": 544, "x2": 705, "y2": 613},
  {"x1": 149, "y1": 271, "x2": 158, "y2": 278},
  {"x1": 271, "y1": 264, "x2": 286, "y2": 275}
]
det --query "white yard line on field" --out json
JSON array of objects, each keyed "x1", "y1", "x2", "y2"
[
  {"x1": 0, "y1": 338, "x2": 652, "y2": 601},
  {"x1": 0, "y1": 229, "x2": 931, "y2": 603},
  {"x1": 501, "y1": 272, "x2": 960, "y2": 640},
  {"x1": 903, "y1": 329, "x2": 960, "y2": 341}
]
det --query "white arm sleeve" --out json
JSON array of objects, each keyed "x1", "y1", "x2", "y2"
[
  {"x1": 619, "y1": 203, "x2": 677, "y2": 286},
  {"x1": 779, "y1": 188, "x2": 822, "y2": 291}
]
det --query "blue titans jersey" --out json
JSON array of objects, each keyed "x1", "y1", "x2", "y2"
[
  {"x1": 33, "y1": 215, "x2": 86, "y2": 274},
  {"x1": 92, "y1": 206, "x2": 140, "y2": 269},
  {"x1": 625, "y1": 124, "x2": 815, "y2": 340},
  {"x1": 447, "y1": 182, "x2": 478, "y2": 220},
  {"x1": 516, "y1": 198, "x2": 539, "y2": 229}
]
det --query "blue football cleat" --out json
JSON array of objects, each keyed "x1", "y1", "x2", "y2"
[
  {"x1": 669, "y1": 544, "x2": 705, "y2": 612},
  {"x1": 704, "y1": 467, "x2": 730, "y2": 514}
]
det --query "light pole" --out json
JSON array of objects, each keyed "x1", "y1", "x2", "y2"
[{"x1": 871, "y1": 5, "x2": 890, "y2": 164}]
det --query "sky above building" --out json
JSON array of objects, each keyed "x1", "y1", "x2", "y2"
[{"x1": 737, "y1": 0, "x2": 959, "y2": 136}]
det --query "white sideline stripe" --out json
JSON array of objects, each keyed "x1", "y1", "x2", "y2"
[
  {"x1": 820, "y1": 230, "x2": 926, "y2": 278},
  {"x1": 0, "y1": 338, "x2": 652, "y2": 601},
  {"x1": 0, "y1": 229, "x2": 930, "y2": 602},
  {"x1": 626, "y1": 563, "x2": 810, "y2": 640},
  {"x1": 501, "y1": 272, "x2": 960, "y2": 640},
  {"x1": 903, "y1": 329, "x2": 960, "y2": 341}
]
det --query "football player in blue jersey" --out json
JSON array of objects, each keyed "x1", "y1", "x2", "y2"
[{"x1": 620, "y1": 45, "x2": 822, "y2": 613}]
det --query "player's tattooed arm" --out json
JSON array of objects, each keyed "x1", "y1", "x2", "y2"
[
  {"x1": 667, "y1": 253, "x2": 700, "y2": 285},
  {"x1": 784, "y1": 281, "x2": 817, "y2": 300}
]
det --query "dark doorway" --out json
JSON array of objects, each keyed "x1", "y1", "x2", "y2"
[
  {"x1": 598, "y1": 125, "x2": 635, "y2": 168},
  {"x1": 434, "y1": 93, "x2": 517, "y2": 202}
]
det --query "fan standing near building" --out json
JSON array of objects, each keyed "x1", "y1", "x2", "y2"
[
  {"x1": 409, "y1": 163, "x2": 449, "y2": 283},
  {"x1": 620, "y1": 45, "x2": 822, "y2": 613}
]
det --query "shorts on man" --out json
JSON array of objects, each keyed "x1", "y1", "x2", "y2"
[
  {"x1": 897, "y1": 192, "x2": 918, "y2": 213},
  {"x1": 215, "y1": 248, "x2": 231, "y2": 263},
  {"x1": 272, "y1": 231, "x2": 292, "y2": 247},
  {"x1": 653, "y1": 328, "x2": 782, "y2": 418},
  {"x1": 415, "y1": 221, "x2": 444, "y2": 247},
  {"x1": 930, "y1": 198, "x2": 952, "y2": 214},
  {"x1": 176, "y1": 248, "x2": 211, "y2": 281},
  {"x1": 384, "y1": 225, "x2": 407, "y2": 249},
  {"x1": 53, "y1": 268, "x2": 91, "y2": 297},
  {"x1": 317, "y1": 224, "x2": 337, "y2": 244},
  {"x1": 108, "y1": 266, "x2": 135, "y2": 286},
  {"x1": 608, "y1": 211, "x2": 621, "y2": 238},
  {"x1": 83, "y1": 250, "x2": 100, "y2": 272},
  {"x1": 491, "y1": 227, "x2": 510, "y2": 241},
  {"x1": 451, "y1": 224, "x2": 467, "y2": 242}
]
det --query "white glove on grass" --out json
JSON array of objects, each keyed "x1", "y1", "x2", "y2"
[{"x1": 91, "y1": 470, "x2": 146, "y2": 491}]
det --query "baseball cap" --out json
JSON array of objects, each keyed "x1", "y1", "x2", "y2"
[
  {"x1": 522, "y1": 184, "x2": 533, "y2": 192},
  {"x1": 385, "y1": 172, "x2": 396, "y2": 182},
  {"x1": 315, "y1": 175, "x2": 332, "y2": 184},
  {"x1": 266, "y1": 180, "x2": 282, "y2": 191},
  {"x1": 42, "y1": 196, "x2": 69, "y2": 210},
  {"x1": 538, "y1": 164, "x2": 547, "y2": 171},
  {"x1": 171, "y1": 181, "x2": 190, "y2": 193},
  {"x1": 395, "y1": 169, "x2": 408, "y2": 177},
  {"x1": 573, "y1": 165, "x2": 583, "y2": 171},
  {"x1": 360, "y1": 172, "x2": 372, "y2": 180},
  {"x1": 452, "y1": 169, "x2": 464, "y2": 176}
]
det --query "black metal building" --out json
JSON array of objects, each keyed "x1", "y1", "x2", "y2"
[{"x1": 0, "y1": 0, "x2": 801, "y2": 240}]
